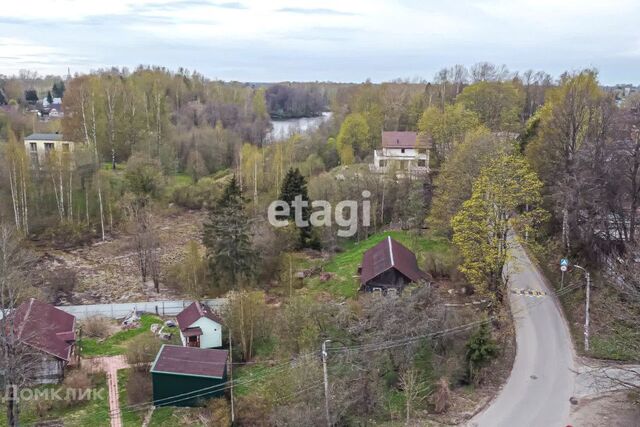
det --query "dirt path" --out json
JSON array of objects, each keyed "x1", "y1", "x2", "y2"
[
  {"x1": 89, "y1": 355, "x2": 128, "y2": 427},
  {"x1": 570, "y1": 391, "x2": 639, "y2": 426}
]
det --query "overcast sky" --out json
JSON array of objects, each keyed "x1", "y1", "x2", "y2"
[{"x1": 1, "y1": 0, "x2": 638, "y2": 84}]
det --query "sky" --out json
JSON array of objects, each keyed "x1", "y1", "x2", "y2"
[{"x1": 0, "y1": 0, "x2": 639, "y2": 84}]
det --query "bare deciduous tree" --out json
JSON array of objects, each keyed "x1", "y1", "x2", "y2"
[
  {"x1": 125, "y1": 196, "x2": 161, "y2": 292},
  {"x1": 0, "y1": 224, "x2": 40, "y2": 426}
]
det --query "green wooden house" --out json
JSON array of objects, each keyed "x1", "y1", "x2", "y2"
[{"x1": 151, "y1": 344, "x2": 229, "y2": 407}]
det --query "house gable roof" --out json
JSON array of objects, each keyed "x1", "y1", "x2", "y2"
[
  {"x1": 12, "y1": 298, "x2": 76, "y2": 361},
  {"x1": 382, "y1": 131, "x2": 418, "y2": 148},
  {"x1": 151, "y1": 345, "x2": 228, "y2": 379},
  {"x1": 24, "y1": 133, "x2": 63, "y2": 141},
  {"x1": 176, "y1": 302, "x2": 223, "y2": 332},
  {"x1": 359, "y1": 236, "x2": 430, "y2": 285}
]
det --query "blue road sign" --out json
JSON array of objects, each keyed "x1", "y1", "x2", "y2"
[{"x1": 560, "y1": 258, "x2": 570, "y2": 267}]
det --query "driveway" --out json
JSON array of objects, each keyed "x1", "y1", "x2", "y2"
[{"x1": 469, "y1": 240, "x2": 576, "y2": 426}]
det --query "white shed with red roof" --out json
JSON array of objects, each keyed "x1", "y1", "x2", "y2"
[{"x1": 176, "y1": 301, "x2": 223, "y2": 349}]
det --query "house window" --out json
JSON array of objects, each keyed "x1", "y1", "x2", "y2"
[
  {"x1": 29, "y1": 142, "x2": 37, "y2": 152},
  {"x1": 44, "y1": 143, "x2": 54, "y2": 152},
  {"x1": 401, "y1": 148, "x2": 405, "y2": 153},
  {"x1": 379, "y1": 160, "x2": 386, "y2": 167},
  {"x1": 62, "y1": 143, "x2": 70, "y2": 152},
  {"x1": 417, "y1": 159, "x2": 426, "y2": 167}
]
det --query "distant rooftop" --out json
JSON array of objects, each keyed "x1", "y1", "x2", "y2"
[
  {"x1": 25, "y1": 133, "x2": 63, "y2": 141},
  {"x1": 382, "y1": 131, "x2": 419, "y2": 148}
]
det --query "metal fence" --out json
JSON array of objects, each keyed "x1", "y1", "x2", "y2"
[{"x1": 56, "y1": 299, "x2": 227, "y2": 320}]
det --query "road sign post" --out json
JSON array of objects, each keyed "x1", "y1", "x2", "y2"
[{"x1": 559, "y1": 259, "x2": 569, "y2": 289}]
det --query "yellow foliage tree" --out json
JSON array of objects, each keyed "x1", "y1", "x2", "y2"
[{"x1": 452, "y1": 154, "x2": 547, "y2": 299}]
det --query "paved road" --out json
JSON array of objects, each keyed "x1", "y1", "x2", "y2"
[{"x1": 469, "y1": 240, "x2": 576, "y2": 427}]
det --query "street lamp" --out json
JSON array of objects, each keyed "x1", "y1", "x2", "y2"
[{"x1": 571, "y1": 264, "x2": 591, "y2": 353}]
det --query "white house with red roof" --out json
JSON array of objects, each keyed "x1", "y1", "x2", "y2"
[
  {"x1": 175, "y1": 301, "x2": 223, "y2": 349},
  {"x1": 11, "y1": 298, "x2": 77, "y2": 383},
  {"x1": 371, "y1": 131, "x2": 429, "y2": 175}
]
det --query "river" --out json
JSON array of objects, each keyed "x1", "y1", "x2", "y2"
[{"x1": 267, "y1": 111, "x2": 333, "y2": 142}]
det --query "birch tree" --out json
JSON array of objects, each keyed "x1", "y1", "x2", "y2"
[{"x1": 3, "y1": 131, "x2": 30, "y2": 234}]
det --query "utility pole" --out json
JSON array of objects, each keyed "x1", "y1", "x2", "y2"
[
  {"x1": 229, "y1": 332, "x2": 235, "y2": 423},
  {"x1": 322, "y1": 339, "x2": 331, "y2": 427},
  {"x1": 572, "y1": 264, "x2": 591, "y2": 352}
]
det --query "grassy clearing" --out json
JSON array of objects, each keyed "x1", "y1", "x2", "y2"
[
  {"x1": 148, "y1": 407, "x2": 204, "y2": 427},
  {"x1": 233, "y1": 364, "x2": 277, "y2": 397},
  {"x1": 118, "y1": 368, "x2": 147, "y2": 427},
  {"x1": 590, "y1": 323, "x2": 639, "y2": 360},
  {"x1": 304, "y1": 230, "x2": 452, "y2": 299},
  {"x1": 79, "y1": 314, "x2": 163, "y2": 357},
  {"x1": 2, "y1": 373, "x2": 110, "y2": 427}
]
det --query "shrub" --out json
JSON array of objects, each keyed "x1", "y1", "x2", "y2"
[
  {"x1": 170, "y1": 176, "x2": 220, "y2": 209},
  {"x1": 62, "y1": 368, "x2": 93, "y2": 407},
  {"x1": 431, "y1": 377, "x2": 451, "y2": 413},
  {"x1": 422, "y1": 250, "x2": 460, "y2": 278},
  {"x1": 63, "y1": 368, "x2": 93, "y2": 390},
  {"x1": 162, "y1": 241, "x2": 209, "y2": 297},
  {"x1": 206, "y1": 398, "x2": 231, "y2": 426},
  {"x1": 125, "y1": 154, "x2": 165, "y2": 198},
  {"x1": 81, "y1": 316, "x2": 113, "y2": 339},
  {"x1": 127, "y1": 370, "x2": 152, "y2": 406},
  {"x1": 41, "y1": 221, "x2": 93, "y2": 248},
  {"x1": 125, "y1": 334, "x2": 162, "y2": 370},
  {"x1": 33, "y1": 399, "x2": 54, "y2": 418},
  {"x1": 235, "y1": 394, "x2": 270, "y2": 426},
  {"x1": 48, "y1": 267, "x2": 78, "y2": 295}
]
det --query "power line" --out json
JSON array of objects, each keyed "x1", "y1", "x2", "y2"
[
  {"x1": 23, "y1": 273, "x2": 585, "y2": 425},
  {"x1": 327, "y1": 280, "x2": 584, "y2": 355}
]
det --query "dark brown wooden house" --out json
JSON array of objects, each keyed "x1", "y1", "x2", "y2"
[
  {"x1": 11, "y1": 298, "x2": 77, "y2": 384},
  {"x1": 359, "y1": 236, "x2": 430, "y2": 294}
]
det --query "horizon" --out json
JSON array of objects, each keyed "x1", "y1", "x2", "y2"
[{"x1": 1, "y1": 0, "x2": 639, "y2": 85}]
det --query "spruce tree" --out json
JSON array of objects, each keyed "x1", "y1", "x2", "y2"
[
  {"x1": 279, "y1": 168, "x2": 319, "y2": 249},
  {"x1": 203, "y1": 176, "x2": 256, "y2": 290},
  {"x1": 465, "y1": 322, "x2": 498, "y2": 384}
]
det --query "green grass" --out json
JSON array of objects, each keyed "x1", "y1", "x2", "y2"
[
  {"x1": 590, "y1": 323, "x2": 640, "y2": 361},
  {"x1": 148, "y1": 407, "x2": 204, "y2": 427},
  {"x1": 305, "y1": 230, "x2": 451, "y2": 299},
  {"x1": 118, "y1": 368, "x2": 147, "y2": 427},
  {"x1": 2, "y1": 373, "x2": 110, "y2": 427},
  {"x1": 233, "y1": 364, "x2": 276, "y2": 397},
  {"x1": 102, "y1": 162, "x2": 125, "y2": 171},
  {"x1": 172, "y1": 173, "x2": 193, "y2": 186},
  {"x1": 79, "y1": 314, "x2": 163, "y2": 357}
]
